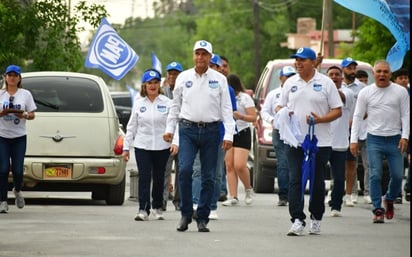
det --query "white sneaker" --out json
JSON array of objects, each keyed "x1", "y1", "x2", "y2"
[
  {"x1": 193, "y1": 204, "x2": 198, "y2": 210},
  {"x1": 287, "y1": 219, "x2": 305, "y2": 236},
  {"x1": 13, "y1": 189, "x2": 25, "y2": 209},
  {"x1": 222, "y1": 197, "x2": 239, "y2": 206},
  {"x1": 351, "y1": 194, "x2": 358, "y2": 204},
  {"x1": 345, "y1": 195, "x2": 354, "y2": 207},
  {"x1": 330, "y1": 209, "x2": 342, "y2": 217},
  {"x1": 153, "y1": 209, "x2": 164, "y2": 220},
  {"x1": 209, "y1": 210, "x2": 219, "y2": 220},
  {"x1": 134, "y1": 210, "x2": 149, "y2": 221},
  {"x1": 245, "y1": 188, "x2": 254, "y2": 205},
  {"x1": 309, "y1": 219, "x2": 321, "y2": 235},
  {"x1": 363, "y1": 195, "x2": 372, "y2": 204},
  {"x1": 0, "y1": 201, "x2": 8, "y2": 213}
]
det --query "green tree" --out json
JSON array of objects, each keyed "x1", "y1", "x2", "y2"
[{"x1": 0, "y1": 0, "x2": 107, "y2": 72}]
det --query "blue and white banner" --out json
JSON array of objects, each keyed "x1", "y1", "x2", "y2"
[
  {"x1": 85, "y1": 18, "x2": 139, "y2": 80},
  {"x1": 334, "y1": 0, "x2": 410, "y2": 71},
  {"x1": 151, "y1": 51, "x2": 162, "y2": 75}
]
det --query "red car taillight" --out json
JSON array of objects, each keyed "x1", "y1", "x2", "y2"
[{"x1": 113, "y1": 135, "x2": 124, "y2": 155}]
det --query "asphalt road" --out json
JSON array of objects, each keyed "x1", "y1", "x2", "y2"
[{"x1": 0, "y1": 151, "x2": 410, "y2": 257}]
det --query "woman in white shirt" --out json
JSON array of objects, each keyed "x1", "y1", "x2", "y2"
[
  {"x1": 223, "y1": 74, "x2": 257, "y2": 206},
  {"x1": 122, "y1": 69, "x2": 178, "y2": 221}
]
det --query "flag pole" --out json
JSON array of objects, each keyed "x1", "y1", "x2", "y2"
[{"x1": 318, "y1": 0, "x2": 327, "y2": 71}]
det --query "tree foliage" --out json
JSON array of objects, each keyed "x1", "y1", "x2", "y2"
[
  {"x1": 1, "y1": 0, "x2": 408, "y2": 89},
  {"x1": 0, "y1": 0, "x2": 107, "y2": 72}
]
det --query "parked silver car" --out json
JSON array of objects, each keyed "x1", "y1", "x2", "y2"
[{"x1": 13, "y1": 72, "x2": 126, "y2": 205}]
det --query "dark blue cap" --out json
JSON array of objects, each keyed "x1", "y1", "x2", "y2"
[
  {"x1": 166, "y1": 62, "x2": 183, "y2": 72},
  {"x1": 5, "y1": 65, "x2": 21, "y2": 75},
  {"x1": 142, "y1": 70, "x2": 161, "y2": 83},
  {"x1": 290, "y1": 47, "x2": 316, "y2": 60}
]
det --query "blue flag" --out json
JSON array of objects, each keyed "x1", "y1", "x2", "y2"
[
  {"x1": 85, "y1": 18, "x2": 139, "y2": 80},
  {"x1": 151, "y1": 51, "x2": 162, "y2": 75},
  {"x1": 334, "y1": 0, "x2": 410, "y2": 71}
]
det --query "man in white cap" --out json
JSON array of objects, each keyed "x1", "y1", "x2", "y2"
[
  {"x1": 261, "y1": 65, "x2": 296, "y2": 206},
  {"x1": 163, "y1": 40, "x2": 235, "y2": 232},
  {"x1": 276, "y1": 47, "x2": 342, "y2": 236}
]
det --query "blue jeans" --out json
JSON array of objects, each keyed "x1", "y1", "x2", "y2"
[
  {"x1": 272, "y1": 129, "x2": 290, "y2": 200},
  {"x1": 178, "y1": 121, "x2": 220, "y2": 223},
  {"x1": 367, "y1": 134, "x2": 403, "y2": 212},
  {"x1": 288, "y1": 146, "x2": 331, "y2": 223},
  {"x1": 0, "y1": 135, "x2": 27, "y2": 201},
  {"x1": 193, "y1": 142, "x2": 224, "y2": 210},
  {"x1": 328, "y1": 150, "x2": 347, "y2": 211},
  {"x1": 134, "y1": 148, "x2": 170, "y2": 214}
]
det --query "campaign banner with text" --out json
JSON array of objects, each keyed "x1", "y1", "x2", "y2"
[{"x1": 85, "y1": 18, "x2": 139, "y2": 80}]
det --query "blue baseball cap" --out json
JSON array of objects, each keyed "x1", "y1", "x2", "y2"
[
  {"x1": 141, "y1": 69, "x2": 161, "y2": 83},
  {"x1": 210, "y1": 54, "x2": 222, "y2": 67},
  {"x1": 290, "y1": 47, "x2": 316, "y2": 60},
  {"x1": 5, "y1": 65, "x2": 21, "y2": 75},
  {"x1": 279, "y1": 66, "x2": 296, "y2": 77},
  {"x1": 341, "y1": 57, "x2": 358, "y2": 68},
  {"x1": 166, "y1": 62, "x2": 183, "y2": 72}
]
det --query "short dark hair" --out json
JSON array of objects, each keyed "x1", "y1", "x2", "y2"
[
  {"x1": 327, "y1": 65, "x2": 342, "y2": 73},
  {"x1": 220, "y1": 55, "x2": 229, "y2": 63},
  {"x1": 356, "y1": 69, "x2": 368, "y2": 78},
  {"x1": 393, "y1": 68, "x2": 409, "y2": 79}
]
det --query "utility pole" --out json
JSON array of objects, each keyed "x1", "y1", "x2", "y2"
[{"x1": 253, "y1": 0, "x2": 260, "y2": 87}]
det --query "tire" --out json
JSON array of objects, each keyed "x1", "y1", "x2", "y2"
[
  {"x1": 253, "y1": 139, "x2": 274, "y2": 193},
  {"x1": 106, "y1": 175, "x2": 125, "y2": 205}
]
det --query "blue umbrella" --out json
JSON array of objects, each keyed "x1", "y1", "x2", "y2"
[{"x1": 301, "y1": 116, "x2": 318, "y2": 202}]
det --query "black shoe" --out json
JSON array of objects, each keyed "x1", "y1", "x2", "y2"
[
  {"x1": 197, "y1": 221, "x2": 210, "y2": 232},
  {"x1": 177, "y1": 217, "x2": 192, "y2": 232},
  {"x1": 173, "y1": 201, "x2": 180, "y2": 211},
  {"x1": 395, "y1": 196, "x2": 403, "y2": 204},
  {"x1": 405, "y1": 192, "x2": 410, "y2": 202},
  {"x1": 218, "y1": 192, "x2": 227, "y2": 202}
]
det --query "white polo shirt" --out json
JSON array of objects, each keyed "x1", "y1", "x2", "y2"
[
  {"x1": 124, "y1": 94, "x2": 177, "y2": 151},
  {"x1": 331, "y1": 86, "x2": 354, "y2": 150},
  {"x1": 261, "y1": 87, "x2": 281, "y2": 127},
  {"x1": 165, "y1": 67, "x2": 235, "y2": 142},
  {"x1": 235, "y1": 91, "x2": 255, "y2": 132},
  {"x1": 279, "y1": 70, "x2": 343, "y2": 147}
]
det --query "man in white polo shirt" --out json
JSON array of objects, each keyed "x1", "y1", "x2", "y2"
[{"x1": 163, "y1": 40, "x2": 235, "y2": 232}]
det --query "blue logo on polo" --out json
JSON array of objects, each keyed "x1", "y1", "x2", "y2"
[
  {"x1": 313, "y1": 84, "x2": 322, "y2": 91},
  {"x1": 275, "y1": 93, "x2": 280, "y2": 98},
  {"x1": 291, "y1": 85, "x2": 298, "y2": 92},
  {"x1": 140, "y1": 106, "x2": 147, "y2": 113},
  {"x1": 185, "y1": 81, "x2": 193, "y2": 88},
  {"x1": 209, "y1": 80, "x2": 218, "y2": 89},
  {"x1": 157, "y1": 105, "x2": 167, "y2": 113}
]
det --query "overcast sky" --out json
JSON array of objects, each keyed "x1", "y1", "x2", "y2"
[{"x1": 72, "y1": 0, "x2": 155, "y2": 44}]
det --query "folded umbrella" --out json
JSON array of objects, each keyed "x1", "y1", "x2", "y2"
[{"x1": 301, "y1": 116, "x2": 318, "y2": 202}]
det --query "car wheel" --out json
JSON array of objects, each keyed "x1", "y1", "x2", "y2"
[
  {"x1": 106, "y1": 175, "x2": 125, "y2": 205},
  {"x1": 252, "y1": 138, "x2": 274, "y2": 193}
]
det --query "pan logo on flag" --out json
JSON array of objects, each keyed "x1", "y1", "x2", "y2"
[{"x1": 85, "y1": 18, "x2": 139, "y2": 80}]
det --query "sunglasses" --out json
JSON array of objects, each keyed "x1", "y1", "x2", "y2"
[{"x1": 9, "y1": 96, "x2": 14, "y2": 108}]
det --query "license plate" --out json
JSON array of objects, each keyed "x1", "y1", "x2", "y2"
[{"x1": 44, "y1": 164, "x2": 72, "y2": 179}]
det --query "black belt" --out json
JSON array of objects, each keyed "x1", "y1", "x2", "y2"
[{"x1": 180, "y1": 119, "x2": 219, "y2": 128}]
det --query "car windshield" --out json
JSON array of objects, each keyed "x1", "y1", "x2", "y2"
[{"x1": 24, "y1": 76, "x2": 104, "y2": 112}]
